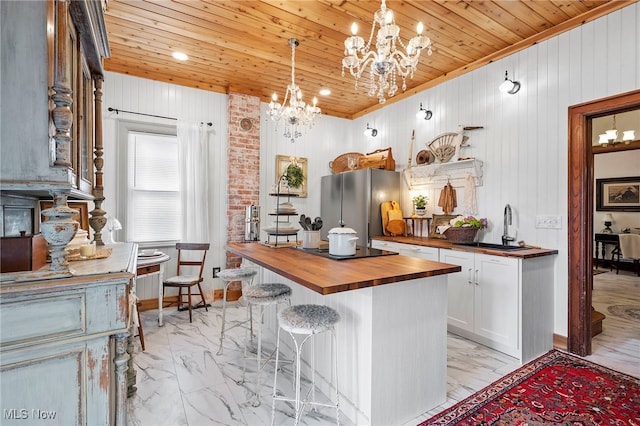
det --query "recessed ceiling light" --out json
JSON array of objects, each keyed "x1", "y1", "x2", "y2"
[
  {"x1": 319, "y1": 88, "x2": 331, "y2": 96},
  {"x1": 172, "y1": 51, "x2": 189, "y2": 61}
]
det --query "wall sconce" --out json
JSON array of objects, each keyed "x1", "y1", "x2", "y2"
[
  {"x1": 364, "y1": 123, "x2": 378, "y2": 137},
  {"x1": 499, "y1": 70, "x2": 520, "y2": 94},
  {"x1": 602, "y1": 213, "x2": 613, "y2": 233},
  {"x1": 416, "y1": 103, "x2": 433, "y2": 120}
]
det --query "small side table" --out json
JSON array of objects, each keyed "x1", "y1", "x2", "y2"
[
  {"x1": 594, "y1": 233, "x2": 619, "y2": 269},
  {"x1": 136, "y1": 252, "x2": 171, "y2": 326},
  {"x1": 403, "y1": 216, "x2": 431, "y2": 237}
]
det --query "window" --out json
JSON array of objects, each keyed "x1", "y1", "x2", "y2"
[{"x1": 125, "y1": 130, "x2": 180, "y2": 243}]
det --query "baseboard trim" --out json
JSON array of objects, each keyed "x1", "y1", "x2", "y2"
[
  {"x1": 138, "y1": 289, "x2": 242, "y2": 312},
  {"x1": 553, "y1": 333, "x2": 567, "y2": 351}
]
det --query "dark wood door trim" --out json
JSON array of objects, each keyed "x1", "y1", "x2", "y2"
[{"x1": 567, "y1": 89, "x2": 640, "y2": 356}]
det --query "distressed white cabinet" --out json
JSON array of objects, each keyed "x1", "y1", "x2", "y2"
[
  {"x1": 1, "y1": 0, "x2": 110, "y2": 245},
  {"x1": 440, "y1": 248, "x2": 554, "y2": 362},
  {"x1": 0, "y1": 243, "x2": 136, "y2": 425}
]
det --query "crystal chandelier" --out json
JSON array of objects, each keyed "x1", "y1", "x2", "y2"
[
  {"x1": 342, "y1": 0, "x2": 432, "y2": 104},
  {"x1": 268, "y1": 38, "x2": 321, "y2": 143}
]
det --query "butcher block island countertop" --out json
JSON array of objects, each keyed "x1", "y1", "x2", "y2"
[
  {"x1": 226, "y1": 242, "x2": 461, "y2": 295},
  {"x1": 227, "y1": 241, "x2": 461, "y2": 425}
]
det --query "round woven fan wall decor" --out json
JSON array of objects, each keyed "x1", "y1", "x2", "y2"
[{"x1": 427, "y1": 132, "x2": 469, "y2": 163}]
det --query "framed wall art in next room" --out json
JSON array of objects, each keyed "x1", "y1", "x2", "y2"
[{"x1": 596, "y1": 176, "x2": 640, "y2": 212}]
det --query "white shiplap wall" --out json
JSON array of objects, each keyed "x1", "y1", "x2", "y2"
[
  {"x1": 101, "y1": 73, "x2": 229, "y2": 299},
  {"x1": 102, "y1": 2, "x2": 639, "y2": 333}
]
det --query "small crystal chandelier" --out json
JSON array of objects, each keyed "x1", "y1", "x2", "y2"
[
  {"x1": 267, "y1": 38, "x2": 321, "y2": 143},
  {"x1": 342, "y1": 0, "x2": 432, "y2": 104}
]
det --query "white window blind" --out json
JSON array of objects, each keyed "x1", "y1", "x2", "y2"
[{"x1": 127, "y1": 132, "x2": 180, "y2": 242}]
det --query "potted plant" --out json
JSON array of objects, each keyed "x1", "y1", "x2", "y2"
[
  {"x1": 412, "y1": 195, "x2": 428, "y2": 216},
  {"x1": 450, "y1": 215, "x2": 488, "y2": 229}
]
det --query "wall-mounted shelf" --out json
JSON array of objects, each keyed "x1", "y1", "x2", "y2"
[{"x1": 405, "y1": 158, "x2": 483, "y2": 189}]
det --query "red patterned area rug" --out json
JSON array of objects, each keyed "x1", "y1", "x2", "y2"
[{"x1": 419, "y1": 349, "x2": 639, "y2": 425}]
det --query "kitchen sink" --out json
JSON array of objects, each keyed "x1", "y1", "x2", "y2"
[{"x1": 458, "y1": 242, "x2": 529, "y2": 251}]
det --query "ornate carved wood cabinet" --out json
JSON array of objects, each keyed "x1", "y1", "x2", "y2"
[
  {"x1": 0, "y1": 243, "x2": 136, "y2": 425},
  {"x1": 0, "y1": 0, "x2": 110, "y2": 255},
  {"x1": 0, "y1": 2, "x2": 133, "y2": 424}
]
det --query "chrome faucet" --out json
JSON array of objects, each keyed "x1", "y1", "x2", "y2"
[{"x1": 502, "y1": 204, "x2": 515, "y2": 246}]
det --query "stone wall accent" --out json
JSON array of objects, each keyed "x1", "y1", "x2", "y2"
[{"x1": 226, "y1": 93, "x2": 260, "y2": 271}]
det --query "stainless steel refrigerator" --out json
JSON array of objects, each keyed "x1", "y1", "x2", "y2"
[{"x1": 320, "y1": 168, "x2": 400, "y2": 246}]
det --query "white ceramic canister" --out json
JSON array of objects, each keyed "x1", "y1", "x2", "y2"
[{"x1": 327, "y1": 227, "x2": 358, "y2": 256}]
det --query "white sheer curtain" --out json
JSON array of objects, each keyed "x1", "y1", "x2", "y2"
[{"x1": 177, "y1": 121, "x2": 210, "y2": 242}]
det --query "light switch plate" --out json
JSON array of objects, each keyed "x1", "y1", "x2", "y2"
[{"x1": 536, "y1": 215, "x2": 561, "y2": 229}]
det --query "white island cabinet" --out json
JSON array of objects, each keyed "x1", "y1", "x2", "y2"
[
  {"x1": 0, "y1": 243, "x2": 137, "y2": 425},
  {"x1": 440, "y1": 248, "x2": 554, "y2": 362},
  {"x1": 226, "y1": 242, "x2": 461, "y2": 426}
]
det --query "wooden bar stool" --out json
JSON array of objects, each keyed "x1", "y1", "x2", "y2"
[{"x1": 271, "y1": 304, "x2": 340, "y2": 425}]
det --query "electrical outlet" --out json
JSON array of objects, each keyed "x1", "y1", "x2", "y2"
[
  {"x1": 212, "y1": 267, "x2": 221, "y2": 278},
  {"x1": 535, "y1": 215, "x2": 562, "y2": 229}
]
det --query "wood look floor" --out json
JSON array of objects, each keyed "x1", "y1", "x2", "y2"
[{"x1": 127, "y1": 270, "x2": 639, "y2": 425}]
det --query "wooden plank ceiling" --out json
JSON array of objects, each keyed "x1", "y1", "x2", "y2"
[{"x1": 103, "y1": 0, "x2": 634, "y2": 119}]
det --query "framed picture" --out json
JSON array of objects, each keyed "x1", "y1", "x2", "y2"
[
  {"x1": 275, "y1": 155, "x2": 308, "y2": 198},
  {"x1": 429, "y1": 214, "x2": 458, "y2": 239},
  {"x1": 40, "y1": 201, "x2": 91, "y2": 232},
  {"x1": 2, "y1": 206, "x2": 34, "y2": 236},
  {"x1": 596, "y1": 176, "x2": 640, "y2": 212}
]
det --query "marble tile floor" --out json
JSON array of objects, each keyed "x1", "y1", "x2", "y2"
[
  {"x1": 128, "y1": 270, "x2": 639, "y2": 426},
  {"x1": 128, "y1": 300, "x2": 346, "y2": 426}
]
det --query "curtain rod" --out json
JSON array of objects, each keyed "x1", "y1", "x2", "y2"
[{"x1": 107, "y1": 107, "x2": 213, "y2": 126}]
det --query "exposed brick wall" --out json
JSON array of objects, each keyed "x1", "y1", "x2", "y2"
[{"x1": 226, "y1": 93, "x2": 260, "y2": 270}]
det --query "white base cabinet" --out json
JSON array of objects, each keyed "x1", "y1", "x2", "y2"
[
  {"x1": 372, "y1": 239, "x2": 555, "y2": 362},
  {"x1": 440, "y1": 248, "x2": 554, "y2": 362},
  {"x1": 371, "y1": 240, "x2": 439, "y2": 261}
]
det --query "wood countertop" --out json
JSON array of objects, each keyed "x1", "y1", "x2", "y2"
[
  {"x1": 226, "y1": 242, "x2": 461, "y2": 295},
  {"x1": 372, "y1": 236, "x2": 559, "y2": 259}
]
